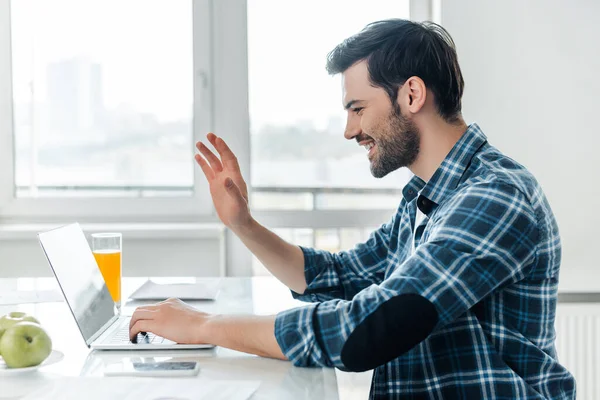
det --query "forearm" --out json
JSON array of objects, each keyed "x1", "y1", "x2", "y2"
[
  {"x1": 232, "y1": 218, "x2": 307, "y2": 294},
  {"x1": 204, "y1": 314, "x2": 287, "y2": 361}
]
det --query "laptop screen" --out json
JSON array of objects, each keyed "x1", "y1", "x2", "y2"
[{"x1": 38, "y1": 223, "x2": 115, "y2": 344}]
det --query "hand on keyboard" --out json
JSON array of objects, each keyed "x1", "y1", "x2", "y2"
[
  {"x1": 132, "y1": 332, "x2": 166, "y2": 344},
  {"x1": 130, "y1": 331, "x2": 147, "y2": 344},
  {"x1": 110, "y1": 327, "x2": 166, "y2": 344}
]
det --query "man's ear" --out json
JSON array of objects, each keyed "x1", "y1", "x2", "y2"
[{"x1": 397, "y1": 76, "x2": 427, "y2": 115}]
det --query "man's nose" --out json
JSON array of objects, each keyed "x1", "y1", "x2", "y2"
[{"x1": 344, "y1": 119, "x2": 362, "y2": 141}]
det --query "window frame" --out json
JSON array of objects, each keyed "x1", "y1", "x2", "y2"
[
  {"x1": 244, "y1": 0, "x2": 421, "y2": 228},
  {"x1": 0, "y1": 0, "x2": 216, "y2": 223},
  {"x1": 1, "y1": 0, "x2": 427, "y2": 229},
  {"x1": 0, "y1": 0, "x2": 431, "y2": 278}
]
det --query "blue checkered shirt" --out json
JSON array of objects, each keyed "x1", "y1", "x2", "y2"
[{"x1": 274, "y1": 124, "x2": 576, "y2": 399}]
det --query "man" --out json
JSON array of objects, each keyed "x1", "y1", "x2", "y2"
[{"x1": 129, "y1": 19, "x2": 576, "y2": 399}]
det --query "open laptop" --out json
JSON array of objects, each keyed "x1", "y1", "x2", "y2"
[{"x1": 38, "y1": 223, "x2": 213, "y2": 350}]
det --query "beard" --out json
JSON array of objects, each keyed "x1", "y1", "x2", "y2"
[{"x1": 368, "y1": 105, "x2": 420, "y2": 178}]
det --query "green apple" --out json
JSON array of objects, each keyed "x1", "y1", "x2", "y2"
[
  {"x1": 0, "y1": 312, "x2": 40, "y2": 340},
  {"x1": 0, "y1": 322, "x2": 52, "y2": 368}
]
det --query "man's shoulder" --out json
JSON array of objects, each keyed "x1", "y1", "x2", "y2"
[
  {"x1": 457, "y1": 144, "x2": 542, "y2": 205},
  {"x1": 453, "y1": 145, "x2": 562, "y2": 280}
]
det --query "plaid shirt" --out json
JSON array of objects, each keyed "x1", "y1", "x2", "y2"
[{"x1": 274, "y1": 124, "x2": 576, "y2": 399}]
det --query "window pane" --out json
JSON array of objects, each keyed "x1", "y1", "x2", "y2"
[
  {"x1": 315, "y1": 229, "x2": 341, "y2": 253},
  {"x1": 252, "y1": 228, "x2": 315, "y2": 276},
  {"x1": 339, "y1": 228, "x2": 363, "y2": 251},
  {"x1": 251, "y1": 188, "x2": 405, "y2": 210},
  {"x1": 248, "y1": 0, "x2": 410, "y2": 192},
  {"x1": 251, "y1": 227, "x2": 382, "y2": 276},
  {"x1": 11, "y1": 0, "x2": 193, "y2": 197},
  {"x1": 292, "y1": 228, "x2": 314, "y2": 248},
  {"x1": 315, "y1": 192, "x2": 403, "y2": 210},
  {"x1": 252, "y1": 191, "x2": 313, "y2": 210}
]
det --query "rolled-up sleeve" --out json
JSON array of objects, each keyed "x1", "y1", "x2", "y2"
[
  {"x1": 275, "y1": 182, "x2": 538, "y2": 371},
  {"x1": 292, "y1": 218, "x2": 395, "y2": 302}
]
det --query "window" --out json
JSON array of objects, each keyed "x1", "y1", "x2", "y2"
[
  {"x1": 0, "y1": 0, "x2": 213, "y2": 220},
  {"x1": 247, "y1": 0, "x2": 411, "y2": 275},
  {"x1": 0, "y1": 0, "x2": 417, "y2": 276},
  {"x1": 11, "y1": 0, "x2": 193, "y2": 198},
  {"x1": 247, "y1": 0, "x2": 411, "y2": 211},
  {"x1": 252, "y1": 227, "x2": 377, "y2": 276}
]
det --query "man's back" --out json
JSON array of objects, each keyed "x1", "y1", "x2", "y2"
[{"x1": 459, "y1": 139, "x2": 562, "y2": 359}]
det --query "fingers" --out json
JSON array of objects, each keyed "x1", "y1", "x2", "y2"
[
  {"x1": 194, "y1": 153, "x2": 215, "y2": 180},
  {"x1": 129, "y1": 319, "x2": 153, "y2": 342},
  {"x1": 208, "y1": 134, "x2": 240, "y2": 171},
  {"x1": 129, "y1": 308, "x2": 157, "y2": 331},
  {"x1": 196, "y1": 141, "x2": 223, "y2": 172},
  {"x1": 206, "y1": 132, "x2": 218, "y2": 147}
]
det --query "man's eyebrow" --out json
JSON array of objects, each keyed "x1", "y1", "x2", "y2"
[{"x1": 344, "y1": 99, "x2": 364, "y2": 110}]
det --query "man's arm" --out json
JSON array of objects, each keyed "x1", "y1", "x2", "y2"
[
  {"x1": 290, "y1": 220, "x2": 394, "y2": 302},
  {"x1": 195, "y1": 133, "x2": 393, "y2": 299},
  {"x1": 204, "y1": 314, "x2": 286, "y2": 360},
  {"x1": 128, "y1": 298, "x2": 286, "y2": 360},
  {"x1": 131, "y1": 182, "x2": 537, "y2": 369},
  {"x1": 233, "y1": 214, "x2": 395, "y2": 302},
  {"x1": 194, "y1": 134, "x2": 308, "y2": 293},
  {"x1": 231, "y1": 218, "x2": 307, "y2": 294},
  {"x1": 275, "y1": 182, "x2": 539, "y2": 371}
]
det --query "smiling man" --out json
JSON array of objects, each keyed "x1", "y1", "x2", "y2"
[{"x1": 129, "y1": 19, "x2": 576, "y2": 399}]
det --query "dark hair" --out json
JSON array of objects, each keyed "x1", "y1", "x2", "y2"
[{"x1": 326, "y1": 19, "x2": 464, "y2": 123}]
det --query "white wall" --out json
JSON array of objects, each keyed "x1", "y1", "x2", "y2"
[{"x1": 442, "y1": 0, "x2": 600, "y2": 290}]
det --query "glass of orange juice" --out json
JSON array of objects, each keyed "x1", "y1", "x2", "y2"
[{"x1": 91, "y1": 233, "x2": 122, "y2": 314}]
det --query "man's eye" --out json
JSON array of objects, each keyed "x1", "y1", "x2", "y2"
[{"x1": 353, "y1": 107, "x2": 364, "y2": 115}]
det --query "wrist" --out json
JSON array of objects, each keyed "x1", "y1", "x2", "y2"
[
  {"x1": 197, "y1": 313, "x2": 222, "y2": 345},
  {"x1": 230, "y1": 215, "x2": 258, "y2": 237}
]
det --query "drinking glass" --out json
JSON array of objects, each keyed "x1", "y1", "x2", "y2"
[{"x1": 91, "y1": 233, "x2": 122, "y2": 314}]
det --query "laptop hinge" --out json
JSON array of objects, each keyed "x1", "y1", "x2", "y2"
[{"x1": 86, "y1": 314, "x2": 122, "y2": 347}]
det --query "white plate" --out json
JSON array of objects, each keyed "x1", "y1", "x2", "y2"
[{"x1": 0, "y1": 349, "x2": 64, "y2": 374}]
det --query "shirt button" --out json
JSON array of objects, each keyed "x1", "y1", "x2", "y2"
[{"x1": 408, "y1": 189, "x2": 414, "y2": 195}]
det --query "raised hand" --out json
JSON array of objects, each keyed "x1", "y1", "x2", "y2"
[{"x1": 195, "y1": 133, "x2": 251, "y2": 229}]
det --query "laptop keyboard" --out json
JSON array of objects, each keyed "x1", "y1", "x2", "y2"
[{"x1": 108, "y1": 325, "x2": 167, "y2": 345}]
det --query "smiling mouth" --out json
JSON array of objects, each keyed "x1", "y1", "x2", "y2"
[{"x1": 362, "y1": 141, "x2": 376, "y2": 158}]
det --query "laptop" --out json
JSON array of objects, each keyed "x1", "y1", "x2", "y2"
[{"x1": 38, "y1": 223, "x2": 213, "y2": 350}]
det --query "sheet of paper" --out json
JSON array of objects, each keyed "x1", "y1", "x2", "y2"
[
  {"x1": 128, "y1": 279, "x2": 221, "y2": 301},
  {"x1": 21, "y1": 377, "x2": 260, "y2": 400}
]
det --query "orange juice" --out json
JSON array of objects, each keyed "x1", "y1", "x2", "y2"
[{"x1": 93, "y1": 250, "x2": 121, "y2": 303}]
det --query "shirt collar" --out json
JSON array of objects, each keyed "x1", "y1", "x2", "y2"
[
  {"x1": 402, "y1": 175, "x2": 425, "y2": 202},
  {"x1": 402, "y1": 123, "x2": 488, "y2": 208}
]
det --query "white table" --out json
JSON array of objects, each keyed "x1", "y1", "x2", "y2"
[{"x1": 0, "y1": 277, "x2": 343, "y2": 399}]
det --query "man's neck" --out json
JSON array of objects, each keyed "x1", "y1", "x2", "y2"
[{"x1": 409, "y1": 118, "x2": 468, "y2": 182}]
